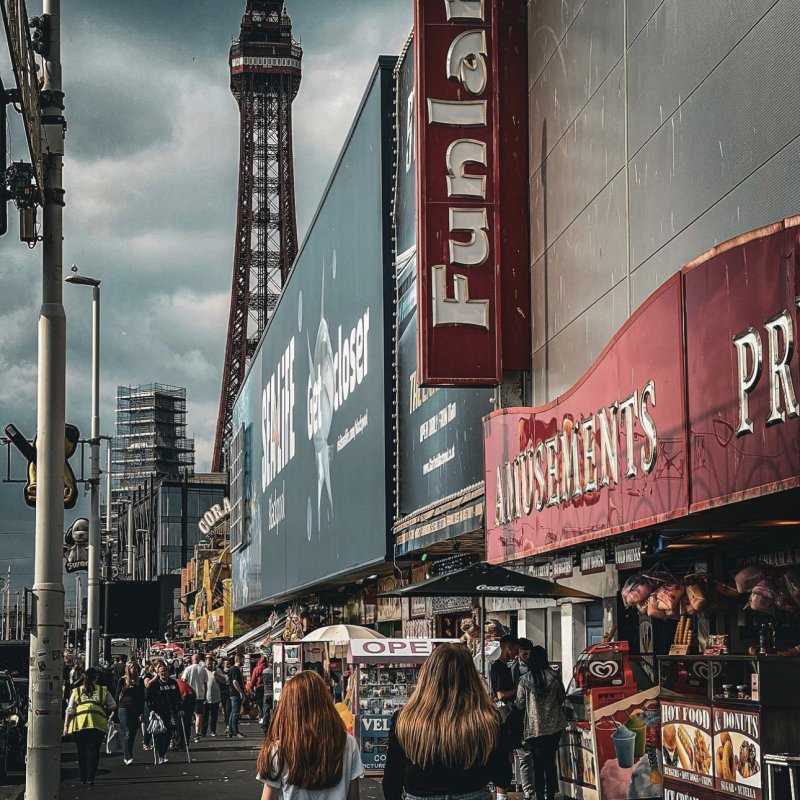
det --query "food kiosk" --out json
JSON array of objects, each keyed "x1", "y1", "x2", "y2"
[
  {"x1": 659, "y1": 654, "x2": 800, "y2": 800},
  {"x1": 347, "y1": 638, "x2": 450, "y2": 774},
  {"x1": 560, "y1": 640, "x2": 663, "y2": 800}
]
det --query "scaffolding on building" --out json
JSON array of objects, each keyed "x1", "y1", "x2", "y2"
[{"x1": 112, "y1": 383, "x2": 195, "y2": 502}]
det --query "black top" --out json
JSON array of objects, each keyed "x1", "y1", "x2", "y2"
[
  {"x1": 116, "y1": 677, "x2": 145, "y2": 714},
  {"x1": 228, "y1": 665, "x2": 244, "y2": 696},
  {"x1": 490, "y1": 659, "x2": 514, "y2": 699},
  {"x1": 145, "y1": 677, "x2": 181, "y2": 721},
  {"x1": 382, "y1": 714, "x2": 512, "y2": 800}
]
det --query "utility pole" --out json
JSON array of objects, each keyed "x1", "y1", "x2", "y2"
[
  {"x1": 27, "y1": 0, "x2": 67, "y2": 794},
  {"x1": 102, "y1": 438, "x2": 113, "y2": 661},
  {"x1": 65, "y1": 268, "x2": 101, "y2": 666}
]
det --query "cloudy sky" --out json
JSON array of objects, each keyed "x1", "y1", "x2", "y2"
[{"x1": 0, "y1": 0, "x2": 412, "y2": 593}]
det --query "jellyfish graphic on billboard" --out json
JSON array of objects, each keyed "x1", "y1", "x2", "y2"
[{"x1": 306, "y1": 253, "x2": 336, "y2": 538}]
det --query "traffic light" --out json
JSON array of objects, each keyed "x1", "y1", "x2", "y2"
[{"x1": 28, "y1": 14, "x2": 51, "y2": 59}]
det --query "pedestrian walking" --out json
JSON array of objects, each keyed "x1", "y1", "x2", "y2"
[
  {"x1": 489, "y1": 634, "x2": 519, "y2": 800},
  {"x1": 115, "y1": 660, "x2": 145, "y2": 765},
  {"x1": 202, "y1": 655, "x2": 224, "y2": 737},
  {"x1": 144, "y1": 660, "x2": 183, "y2": 765},
  {"x1": 256, "y1": 670, "x2": 363, "y2": 799},
  {"x1": 181, "y1": 654, "x2": 208, "y2": 743},
  {"x1": 515, "y1": 646, "x2": 567, "y2": 800},
  {"x1": 220, "y1": 657, "x2": 231, "y2": 735},
  {"x1": 111, "y1": 655, "x2": 126, "y2": 685},
  {"x1": 246, "y1": 654, "x2": 268, "y2": 725},
  {"x1": 69, "y1": 659, "x2": 85, "y2": 690},
  {"x1": 227, "y1": 653, "x2": 246, "y2": 738},
  {"x1": 63, "y1": 667, "x2": 117, "y2": 787},
  {"x1": 174, "y1": 676, "x2": 196, "y2": 749},
  {"x1": 382, "y1": 643, "x2": 512, "y2": 800},
  {"x1": 511, "y1": 638, "x2": 535, "y2": 800}
]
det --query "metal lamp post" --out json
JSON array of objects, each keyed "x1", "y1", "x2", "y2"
[{"x1": 65, "y1": 266, "x2": 102, "y2": 667}]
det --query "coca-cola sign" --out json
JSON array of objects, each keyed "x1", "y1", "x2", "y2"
[{"x1": 485, "y1": 219, "x2": 800, "y2": 562}]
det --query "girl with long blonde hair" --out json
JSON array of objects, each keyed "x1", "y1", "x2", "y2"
[
  {"x1": 257, "y1": 670, "x2": 362, "y2": 799},
  {"x1": 382, "y1": 643, "x2": 511, "y2": 800}
]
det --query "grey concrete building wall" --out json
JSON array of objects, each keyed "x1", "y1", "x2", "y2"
[{"x1": 528, "y1": 0, "x2": 800, "y2": 405}]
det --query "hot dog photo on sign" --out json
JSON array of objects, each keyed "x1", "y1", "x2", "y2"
[{"x1": 661, "y1": 701, "x2": 714, "y2": 790}]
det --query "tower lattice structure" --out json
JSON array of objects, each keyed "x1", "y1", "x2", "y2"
[{"x1": 213, "y1": 0, "x2": 301, "y2": 472}]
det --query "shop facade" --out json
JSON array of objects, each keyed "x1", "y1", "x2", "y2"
[{"x1": 485, "y1": 220, "x2": 800, "y2": 799}]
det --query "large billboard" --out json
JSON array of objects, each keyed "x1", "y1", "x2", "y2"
[
  {"x1": 395, "y1": 38, "x2": 494, "y2": 557},
  {"x1": 484, "y1": 218, "x2": 800, "y2": 563},
  {"x1": 413, "y1": 0, "x2": 529, "y2": 386},
  {"x1": 232, "y1": 60, "x2": 396, "y2": 609}
]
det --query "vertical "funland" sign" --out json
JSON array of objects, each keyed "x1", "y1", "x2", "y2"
[{"x1": 414, "y1": 0, "x2": 528, "y2": 386}]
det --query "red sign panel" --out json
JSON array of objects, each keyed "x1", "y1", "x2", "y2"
[
  {"x1": 415, "y1": 0, "x2": 529, "y2": 386},
  {"x1": 484, "y1": 218, "x2": 800, "y2": 562},
  {"x1": 485, "y1": 276, "x2": 688, "y2": 563},
  {"x1": 685, "y1": 221, "x2": 800, "y2": 512}
]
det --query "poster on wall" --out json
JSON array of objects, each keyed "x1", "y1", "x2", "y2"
[
  {"x1": 231, "y1": 63, "x2": 395, "y2": 609},
  {"x1": 359, "y1": 716, "x2": 390, "y2": 772},
  {"x1": 591, "y1": 686, "x2": 663, "y2": 800},
  {"x1": 712, "y1": 705, "x2": 762, "y2": 800},
  {"x1": 661, "y1": 700, "x2": 714, "y2": 790}
]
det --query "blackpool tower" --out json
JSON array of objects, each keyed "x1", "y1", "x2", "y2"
[{"x1": 213, "y1": 0, "x2": 302, "y2": 471}]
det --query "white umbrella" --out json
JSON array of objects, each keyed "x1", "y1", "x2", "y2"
[{"x1": 301, "y1": 624, "x2": 386, "y2": 646}]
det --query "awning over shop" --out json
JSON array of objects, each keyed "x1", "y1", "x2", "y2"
[
  {"x1": 219, "y1": 613, "x2": 286, "y2": 655},
  {"x1": 394, "y1": 485, "x2": 484, "y2": 557}
]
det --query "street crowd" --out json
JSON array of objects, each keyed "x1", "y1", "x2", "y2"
[
  {"x1": 62, "y1": 650, "x2": 269, "y2": 784},
  {"x1": 60, "y1": 634, "x2": 566, "y2": 800}
]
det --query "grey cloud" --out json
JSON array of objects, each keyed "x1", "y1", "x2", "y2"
[{"x1": 0, "y1": 0, "x2": 411, "y2": 593}]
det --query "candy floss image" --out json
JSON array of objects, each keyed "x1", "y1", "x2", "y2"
[{"x1": 593, "y1": 687, "x2": 663, "y2": 799}]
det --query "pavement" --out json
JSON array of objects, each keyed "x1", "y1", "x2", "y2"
[
  {"x1": 0, "y1": 720, "x2": 387, "y2": 800},
  {"x1": 0, "y1": 720, "x2": 528, "y2": 799}
]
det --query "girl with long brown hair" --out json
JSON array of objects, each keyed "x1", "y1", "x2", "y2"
[
  {"x1": 257, "y1": 670, "x2": 362, "y2": 799},
  {"x1": 382, "y1": 642, "x2": 511, "y2": 800}
]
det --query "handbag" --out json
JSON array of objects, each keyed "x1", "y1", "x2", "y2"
[
  {"x1": 494, "y1": 700, "x2": 512, "y2": 724},
  {"x1": 106, "y1": 722, "x2": 123, "y2": 754},
  {"x1": 147, "y1": 711, "x2": 166, "y2": 735}
]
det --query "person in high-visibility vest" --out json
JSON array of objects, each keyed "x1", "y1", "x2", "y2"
[{"x1": 63, "y1": 667, "x2": 117, "y2": 786}]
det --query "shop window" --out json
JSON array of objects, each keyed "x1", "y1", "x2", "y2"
[{"x1": 585, "y1": 602, "x2": 604, "y2": 647}]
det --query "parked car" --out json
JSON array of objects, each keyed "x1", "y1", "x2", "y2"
[{"x1": 0, "y1": 672, "x2": 26, "y2": 776}]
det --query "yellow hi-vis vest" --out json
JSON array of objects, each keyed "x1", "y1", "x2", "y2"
[{"x1": 69, "y1": 686, "x2": 108, "y2": 733}]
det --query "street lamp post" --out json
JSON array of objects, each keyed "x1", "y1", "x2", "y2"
[{"x1": 65, "y1": 266, "x2": 102, "y2": 667}]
